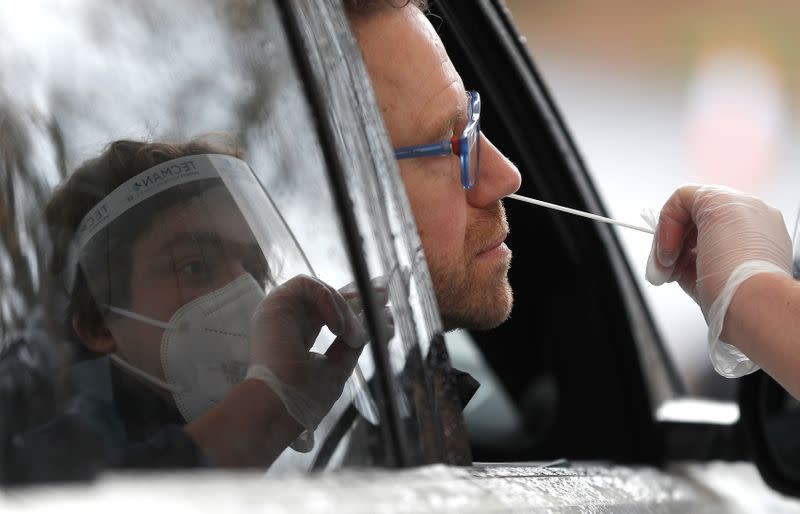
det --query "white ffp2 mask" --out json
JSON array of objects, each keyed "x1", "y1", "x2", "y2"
[{"x1": 106, "y1": 273, "x2": 265, "y2": 422}]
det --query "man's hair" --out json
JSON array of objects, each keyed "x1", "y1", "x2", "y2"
[
  {"x1": 46, "y1": 138, "x2": 242, "y2": 336},
  {"x1": 342, "y1": 0, "x2": 428, "y2": 17}
]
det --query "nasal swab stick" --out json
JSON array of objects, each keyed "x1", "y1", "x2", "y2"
[{"x1": 507, "y1": 193, "x2": 655, "y2": 235}]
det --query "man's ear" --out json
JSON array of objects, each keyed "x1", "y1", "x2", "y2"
[{"x1": 72, "y1": 314, "x2": 117, "y2": 355}]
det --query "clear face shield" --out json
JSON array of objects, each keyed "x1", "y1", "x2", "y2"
[{"x1": 72, "y1": 154, "x2": 376, "y2": 453}]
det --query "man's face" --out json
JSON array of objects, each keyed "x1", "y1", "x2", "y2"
[
  {"x1": 351, "y1": 6, "x2": 521, "y2": 330},
  {"x1": 103, "y1": 187, "x2": 260, "y2": 380}
]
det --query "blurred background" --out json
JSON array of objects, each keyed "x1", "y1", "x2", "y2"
[{"x1": 505, "y1": 0, "x2": 800, "y2": 399}]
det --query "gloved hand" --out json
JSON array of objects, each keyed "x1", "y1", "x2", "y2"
[
  {"x1": 246, "y1": 274, "x2": 369, "y2": 452},
  {"x1": 646, "y1": 184, "x2": 793, "y2": 377}
]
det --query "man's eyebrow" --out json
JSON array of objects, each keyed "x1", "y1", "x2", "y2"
[
  {"x1": 156, "y1": 231, "x2": 223, "y2": 255},
  {"x1": 426, "y1": 103, "x2": 467, "y2": 143}
]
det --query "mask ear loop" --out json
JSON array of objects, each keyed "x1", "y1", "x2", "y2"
[
  {"x1": 102, "y1": 304, "x2": 184, "y2": 394},
  {"x1": 104, "y1": 304, "x2": 174, "y2": 329},
  {"x1": 108, "y1": 354, "x2": 183, "y2": 394}
]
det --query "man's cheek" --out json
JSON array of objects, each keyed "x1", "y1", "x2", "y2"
[{"x1": 424, "y1": 204, "x2": 464, "y2": 237}]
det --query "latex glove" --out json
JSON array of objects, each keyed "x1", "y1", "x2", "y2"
[
  {"x1": 246, "y1": 275, "x2": 368, "y2": 451},
  {"x1": 646, "y1": 184, "x2": 792, "y2": 377}
]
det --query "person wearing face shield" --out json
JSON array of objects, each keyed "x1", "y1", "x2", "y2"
[
  {"x1": 647, "y1": 184, "x2": 800, "y2": 400},
  {"x1": 9, "y1": 138, "x2": 367, "y2": 476}
]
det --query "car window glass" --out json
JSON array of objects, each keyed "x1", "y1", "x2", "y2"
[{"x1": 0, "y1": 0, "x2": 400, "y2": 482}]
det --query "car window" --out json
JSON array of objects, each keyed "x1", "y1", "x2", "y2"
[
  {"x1": 427, "y1": 1, "x2": 677, "y2": 464},
  {"x1": 0, "y1": 0, "x2": 457, "y2": 482},
  {"x1": 505, "y1": 1, "x2": 800, "y2": 400}
]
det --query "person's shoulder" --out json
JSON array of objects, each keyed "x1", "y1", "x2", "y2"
[
  {"x1": 0, "y1": 326, "x2": 104, "y2": 483},
  {"x1": 0, "y1": 326, "x2": 64, "y2": 432}
]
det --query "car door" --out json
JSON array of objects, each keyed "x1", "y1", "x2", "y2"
[{"x1": 2, "y1": 0, "x2": 800, "y2": 510}]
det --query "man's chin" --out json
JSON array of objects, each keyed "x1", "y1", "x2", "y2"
[{"x1": 440, "y1": 280, "x2": 513, "y2": 332}]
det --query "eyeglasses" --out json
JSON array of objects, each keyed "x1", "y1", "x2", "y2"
[{"x1": 394, "y1": 90, "x2": 481, "y2": 190}]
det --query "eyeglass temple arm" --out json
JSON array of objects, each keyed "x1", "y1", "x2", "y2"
[{"x1": 394, "y1": 140, "x2": 452, "y2": 159}]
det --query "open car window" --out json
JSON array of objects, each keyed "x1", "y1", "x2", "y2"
[{"x1": 430, "y1": 0, "x2": 681, "y2": 465}]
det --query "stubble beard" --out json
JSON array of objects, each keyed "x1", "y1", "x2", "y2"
[{"x1": 428, "y1": 202, "x2": 513, "y2": 331}]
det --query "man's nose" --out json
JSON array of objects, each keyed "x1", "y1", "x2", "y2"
[
  {"x1": 224, "y1": 258, "x2": 251, "y2": 283},
  {"x1": 466, "y1": 135, "x2": 521, "y2": 208}
]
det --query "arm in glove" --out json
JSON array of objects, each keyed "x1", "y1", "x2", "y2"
[
  {"x1": 185, "y1": 275, "x2": 368, "y2": 465},
  {"x1": 247, "y1": 275, "x2": 368, "y2": 451},
  {"x1": 646, "y1": 184, "x2": 797, "y2": 385}
]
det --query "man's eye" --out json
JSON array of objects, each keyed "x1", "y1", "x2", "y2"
[{"x1": 177, "y1": 259, "x2": 209, "y2": 277}]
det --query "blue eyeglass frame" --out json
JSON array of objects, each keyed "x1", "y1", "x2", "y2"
[{"x1": 394, "y1": 90, "x2": 481, "y2": 190}]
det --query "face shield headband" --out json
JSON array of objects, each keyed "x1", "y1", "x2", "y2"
[
  {"x1": 76, "y1": 154, "x2": 279, "y2": 254},
  {"x1": 71, "y1": 152, "x2": 316, "y2": 304}
]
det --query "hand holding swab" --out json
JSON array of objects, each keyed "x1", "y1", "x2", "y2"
[{"x1": 507, "y1": 193, "x2": 655, "y2": 235}]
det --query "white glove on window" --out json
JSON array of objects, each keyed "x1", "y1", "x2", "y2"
[{"x1": 646, "y1": 185, "x2": 792, "y2": 377}]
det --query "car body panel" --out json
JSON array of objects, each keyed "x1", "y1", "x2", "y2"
[{"x1": 2, "y1": 462, "x2": 797, "y2": 513}]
